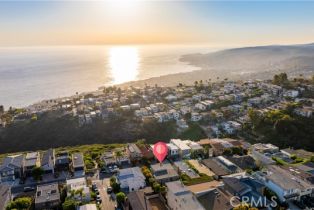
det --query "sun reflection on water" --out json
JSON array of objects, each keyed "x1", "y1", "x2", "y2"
[{"x1": 109, "y1": 46, "x2": 140, "y2": 84}]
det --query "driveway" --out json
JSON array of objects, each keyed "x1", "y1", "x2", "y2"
[{"x1": 95, "y1": 178, "x2": 116, "y2": 210}]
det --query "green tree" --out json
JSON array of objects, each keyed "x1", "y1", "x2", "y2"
[
  {"x1": 62, "y1": 198, "x2": 77, "y2": 210},
  {"x1": 116, "y1": 192, "x2": 127, "y2": 204},
  {"x1": 115, "y1": 150, "x2": 123, "y2": 162},
  {"x1": 248, "y1": 108, "x2": 261, "y2": 129},
  {"x1": 110, "y1": 176, "x2": 120, "y2": 193},
  {"x1": 160, "y1": 186, "x2": 167, "y2": 194},
  {"x1": 222, "y1": 148, "x2": 232, "y2": 156},
  {"x1": 152, "y1": 182, "x2": 161, "y2": 193},
  {"x1": 6, "y1": 197, "x2": 32, "y2": 210},
  {"x1": 32, "y1": 166, "x2": 44, "y2": 181},
  {"x1": 273, "y1": 73, "x2": 288, "y2": 86}
]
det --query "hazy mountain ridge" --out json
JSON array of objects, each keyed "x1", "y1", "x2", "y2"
[
  {"x1": 180, "y1": 43, "x2": 314, "y2": 73},
  {"x1": 119, "y1": 43, "x2": 314, "y2": 88}
]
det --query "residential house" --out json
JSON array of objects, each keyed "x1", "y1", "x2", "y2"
[
  {"x1": 170, "y1": 139, "x2": 191, "y2": 158},
  {"x1": 221, "y1": 121, "x2": 241, "y2": 134},
  {"x1": 281, "y1": 148, "x2": 313, "y2": 159},
  {"x1": 283, "y1": 90, "x2": 299, "y2": 98},
  {"x1": 66, "y1": 177, "x2": 91, "y2": 202},
  {"x1": 115, "y1": 151, "x2": 131, "y2": 166},
  {"x1": 176, "y1": 119, "x2": 189, "y2": 131},
  {"x1": 180, "y1": 106, "x2": 191, "y2": 115},
  {"x1": 226, "y1": 155, "x2": 257, "y2": 170},
  {"x1": 165, "y1": 94, "x2": 177, "y2": 102},
  {"x1": 149, "y1": 104, "x2": 158, "y2": 113},
  {"x1": 151, "y1": 163, "x2": 179, "y2": 184},
  {"x1": 215, "y1": 156, "x2": 242, "y2": 174},
  {"x1": 208, "y1": 138, "x2": 243, "y2": 156},
  {"x1": 202, "y1": 158, "x2": 232, "y2": 179},
  {"x1": 211, "y1": 110, "x2": 223, "y2": 119},
  {"x1": 72, "y1": 153, "x2": 85, "y2": 177},
  {"x1": 55, "y1": 151, "x2": 70, "y2": 171},
  {"x1": 191, "y1": 112, "x2": 202, "y2": 122},
  {"x1": 0, "y1": 154, "x2": 24, "y2": 182},
  {"x1": 137, "y1": 144, "x2": 154, "y2": 160},
  {"x1": 154, "y1": 112, "x2": 169, "y2": 123},
  {"x1": 126, "y1": 187, "x2": 168, "y2": 210},
  {"x1": 294, "y1": 107, "x2": 313, "y2": 118},
  {"x1": 197, "y1": 139, "x2": 211, "y2": 148},
  {"x1": 117, "y1": 167, "x2": 146, "y2": 193},
  {"x1": 195, "y1": 103, "x2": 207, "y2": 111},
  {"x1": 253, "y1": 165, "x2": 314, "y2": 203},
  {"x1": 126, "y1": 143, "x2": 143, "y2": 161},
  {"x1": 169, "y1": 109, "x2": 180, "y2": 120},
  {"x1": 120, "y1": 105, "x2": 131, "y2": 111},
  {"x1": 102, "y1": 152, "x2": 117, "y2": 167},
  {"x1": 251, "y1": 143, "x2": 278, "y2": 165},
  {"x1": 248, "y1": 97, "x2": 262, "y2": 107},
  {"x1": 41, "y1": 149, "x2": 55, "y2": 174},
  {"x1": 192, "y1": 186, "x2": 238, "y2": 210},
  {"x1": 210, "y1": 126, "x2": 221, "y2": 137},
  {"x1": 35, "y1": 184, "x2": 60, "y2": 210},
  {"x1": 24, "y1": 152, "x2": 40, "y2": 177},
  {"x1": 130, "y1": 103, "x2": 140, "y2": 110},
  {"x1": 183, "y1": 140, "x2": 204, "y2": 157},
  {"x1": 228, "y1": 121, "x2": 242, "y2": 130},
  {"x1": 187, "y1": 180, "x2": 222, "y2": 196},
  {"x1": 222, "y1": 175, "x2": 269, "y2": 209},
  {"x1": 166, "y1": 143, "x2": 180, "y2": 159},
  {"x1": 0, "y1": 185, "x2": 11, "y2": 210},
  {"x1": 135, "y1": 108, "x2": 149, "y2": 117},
  {"x1": 165, "y1": 181, "x2": 205, "y2": 210}
]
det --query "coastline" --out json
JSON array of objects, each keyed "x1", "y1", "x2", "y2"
[{"x1": 5, "y1": 42, "x2": 314, "y2": 110}]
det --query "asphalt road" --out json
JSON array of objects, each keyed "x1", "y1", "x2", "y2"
[{"x1": 95, "y1": 178, "x2": 116, "y2": 210}]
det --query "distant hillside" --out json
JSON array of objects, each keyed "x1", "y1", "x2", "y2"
[
  {"x1": 119, "y1": 43, "x2": 314, "y2": 88},
  {"x1": 180, "y1": 43, "x2": 314, "y2": 78}
]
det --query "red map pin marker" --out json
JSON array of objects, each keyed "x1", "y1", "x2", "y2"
[{"x1": 153, "y1": 142, "x2": 168, "y2": 163}]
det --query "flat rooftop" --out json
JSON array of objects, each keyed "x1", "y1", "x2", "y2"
[
  {"x1": 266, "y1": 165, "x2": 313, "y2": 190},
  {"x1": 35, "y1": 183, "x2": 60, "y2": 204},
  {"x1": 187, "y1": 181, "x2": 222, "y2": 194},
  {"x1": 25, "y1": 152, "x2": 38, "y2": 160},
  {"x1": 188, "y1": 160, "x2": 215, "y2": 177}
]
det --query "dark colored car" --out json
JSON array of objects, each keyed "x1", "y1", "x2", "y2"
[{"x1": 23, "y1": 187, "x2": 35, "y2": 192}]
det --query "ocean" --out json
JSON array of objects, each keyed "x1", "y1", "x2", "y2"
[{"x1": 0, "y1": 45, "x2": 217, "y2": 108}]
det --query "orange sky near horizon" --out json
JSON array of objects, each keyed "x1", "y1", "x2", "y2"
[{"x1": 1, "y1": 1, "x2": 314, "y2": 47}]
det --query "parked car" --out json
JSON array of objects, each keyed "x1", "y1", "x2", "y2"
[
  {"x1": 92, "y1": 183, "x2": 97, "y2": 191},
  {"x1": 111, "y1": 193, "x2": 116, "y2": 200},
  {"x1": 23, "y1": 187, "x2": 35, "y2": 192},
  {"x1": 107, "y1": 186, "x2": 113, "y2": 194}
]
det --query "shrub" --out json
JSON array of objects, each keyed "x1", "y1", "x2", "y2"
[
  {"x1": 6, "y1": 197, "x2": 32, "y2": 210},
  {"x1": 116, "y1": 192, "x2": 127, "y2": 204}
]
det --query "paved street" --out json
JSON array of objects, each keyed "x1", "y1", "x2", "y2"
[{"x1": 95, "y1": 178, "x2": 116, "y2": 210}]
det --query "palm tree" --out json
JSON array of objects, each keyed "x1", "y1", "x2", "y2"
[
  {"x1": 115, "y1": 150, "x2": 123, "y2": 164},
  {"x1": 75, "y1": 188, "x2": 84, "y2": 202}
]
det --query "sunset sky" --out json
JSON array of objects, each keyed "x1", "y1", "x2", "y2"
[{"x1": 1, "y1": 1, "x2": 314, "y2": 47}]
